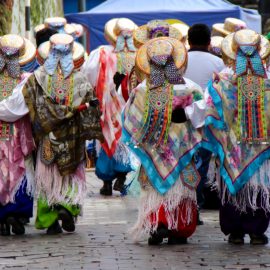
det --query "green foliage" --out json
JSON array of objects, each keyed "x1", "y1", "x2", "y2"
[
  {"x1": 31, "y1": 0, "x2": 63, "y2": 26},
  {"x1": 0, "y1": 2, "x2": 13, "y2": 35}
]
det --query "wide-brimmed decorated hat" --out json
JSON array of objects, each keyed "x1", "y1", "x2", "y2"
[
  {"x1": 37, "y1": 33, "x2": 85, "y2": 75},
  {"x1": 221, "y1": 29, "x2": 270, "y2": 66},
  {"x1": 0, "y1": 34, "x2": 36, "y2": 77},
  {"x1": 104, "y1": 18, "x2": 138, "y2": 46},
  {"x1": 212, "y1": 18, "x2": 247, "y2": 37},
  {"x1": 209, "y1": 36, "x2": 224, "y2": 57},
  {"x1": 165, "y1": 19, "x2": 189, "y2": 42},
  {"x1": 34, "y1": 17, "x2": 84, "y2": 39},
  {"x1": 133, "y1": 20, "x2": 182, "y2": 48},
  {"x1": 135, "y1": 37, "x2": 187, "y2": 83}
]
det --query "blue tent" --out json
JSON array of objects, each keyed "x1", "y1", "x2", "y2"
[{"x1": 65, "y1": 0, "x2": 261, "y2": 51}]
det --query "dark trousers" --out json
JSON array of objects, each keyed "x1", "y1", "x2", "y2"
[
  {"x1": 220, "y1": 202, "x2": 270, "y2": 236},
  {"x1": 196, "y1": 148, "x2": 212, "y2": 209}
]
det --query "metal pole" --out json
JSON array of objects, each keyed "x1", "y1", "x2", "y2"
[
  {"x1": 78, "y1": 0, "x2": 86, "y2": 12},
  {"x1": 78, "y1": 0, "x2": 86, "y2": 49},
  {"x1": 25, "y1": 0, "x2": 31, "y2": 39}
]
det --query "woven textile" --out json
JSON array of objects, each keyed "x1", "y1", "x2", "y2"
[
  {"x1": 44, "y1": 44, "x2": 74, "y2": 79},
  {"x1": 0, "y1": 47, "x2": 20, "y2": 79},
  {"x1": 235, "y1": 45, "x2": 267, "y2": 143},
  {"x1": 150, "y1": 55, "x2": 185, "y2": 89},
  {"x1": 114, "y1": 30, "x2": 136, "y2": 52},
  {"x1": 203, "y1": 72, "x2": 270, "y2": 195},
  {"x1": 123, "y1": 82, "x2": 203, "y2": 194},
  {"x1": 23, "y1": 68, "x2": 103, "y2": 176}
]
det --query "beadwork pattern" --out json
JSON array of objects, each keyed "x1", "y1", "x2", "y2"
[
  {"x1": 116, "y1": 51, "x2": 136, "y2": 74},
  {"x1": 237, "y1": 75, "x2": 267, "y2": 143},
  {"x1": 235, "y1": 45, "x2": 268, "y2": 144},
  {"x1": 47, "y1": 70, "x2": 74, "y2": 106},
  {"x1": 0, "y1": 47, "x2": 21, "y2": 79},
  {"x1": 149, "y1": 54, "x2": 185, "y2": 89},
  {"x1": 136, "y1": 82, "x2": 173, "y2": 147},
  {"x1": 0, "y1": 69, "x2": 20, "y2": 139}
]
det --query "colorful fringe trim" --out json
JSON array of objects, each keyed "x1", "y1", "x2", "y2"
[
  {"x1": 237, "y1": 75, "x2": 267, "y2": 144},
  {"x1": 137, "y1": 82, "x2": 173, "y2": 147}
]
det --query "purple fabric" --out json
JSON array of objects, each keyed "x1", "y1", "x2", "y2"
[
  {"x1": 0, "y1": 47, "x2": 21, "y2": 78},
  {"x1": 150, "y1": 55, "x2": 185, "y2": 89},
  {"x1": 0, "y1": 178, "x2": 33, "y2": 221},
  {"x1": 220, "y1": 202, "x2": 270, "y2": 235}
]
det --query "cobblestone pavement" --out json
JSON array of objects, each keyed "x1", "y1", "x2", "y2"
[{"x1": 0, "y1": 172, "x2": 270, "y2": 270}]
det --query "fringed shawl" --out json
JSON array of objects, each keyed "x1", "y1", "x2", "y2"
[
  {"x1": 23, "y1": 67, "x2": 103, "y2": 176},
  {"x1": 203, "y1": 72, "x2": 270, "y2": 196}
]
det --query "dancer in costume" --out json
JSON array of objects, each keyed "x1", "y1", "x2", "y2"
[
  {"x1": 0, "y1": 33, "x2": 102, "y2": 234},
  {"x1": 0, "y1": 34, "x2": 36, "y2": 235},
  {"x1": 31, "y1": 33, "x2": 102, "y2": 234},
  {"x1": 124, "y1": 20, "x2": 184, "y2": 195},
  {"x1": 82, "y1": 18, "x2": 138, "y2": 196},
  {"x1": 203, "y1": 29, "x2": 270, "y2": 245},
  {"x1": 123, "y1": 37, "x2": 206, "y2": 245}
]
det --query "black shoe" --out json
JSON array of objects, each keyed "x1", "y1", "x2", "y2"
[
  {"x1": 113, "y1": 173, "x2": 127, "y2": 192},
  {"x1": 0, "y1": 222, "x2": 10, "y2": 236},
  {"x1": 250, "y1": 234, "x2": 268, "y2": 245},
  {"x1": 6, "y1": 216, "x2": 25, "y2": 235},
  {"x1": 168, "y1": 236, "x2": 188, "y2": 245},
  {"x1": 228, "y1": 233, "x2": 245, "y2": 244},
  {"x1": 148, "y1": 226, "x2": 168, "y2": 246},
  {"x1": 47, "y1": 221, "x2": 63, "y2": 235},
  {"x1": 197, "y1": 210, "x2": 204, "y2": 225},
  {"x1": 18, "y1": 217, "x2": 30, "y2": 225},
  {"x1": 100, "y1": 182, "x2": 112, "y2": 196},
  {"x1": 58, "y1": 208, "x2": 75, "y2": 232}
]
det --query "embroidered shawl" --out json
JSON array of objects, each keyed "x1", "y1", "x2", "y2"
[
  {"x1": 203, "y1": 72, "x2": 270, "y2": 195},
  {"x1": 23, "y1": 67, "x2": 103, "y2": 176},
  {"x1": 122, "y1": 81, "x2": 203, "y2": 195}
]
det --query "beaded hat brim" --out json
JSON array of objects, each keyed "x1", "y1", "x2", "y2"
[
  {"x1": 136, "y1": 37, "x2": 187, "y2": 77},
  {"x1": 212, "y1": 23, "x2": 231, "y2": 36},
  {"x1": 37, "y1": 40, "x2": 85, "y2": 68},
  {"x1": 222, "y1": 30, "x2": 270, "y2": 61},
  {"x1": 0, "y1": 35, "x2": 36, "y2": 66},
  {"x1": 104, "y1": 18, "x2": 138, "y2": 46},
  {"x1": 133, "y1": 25, "x2": 182, "y2": 48}
]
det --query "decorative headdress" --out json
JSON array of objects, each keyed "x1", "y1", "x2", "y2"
[
  {"x1": 37, "y1": 33, "x2": 85, "y2": 77},
  {"x1": 105, "y1": 18, "x2": 138, "y2": 75},
  {"x1": 169, "y1": 20, "x2": 189, "y2": 42},
  {"x1": 209, "y1": 36, "x2": 224, "y2": 57},
  {"x1": 212, "y1": 18, "x2": 247, "y2": 37},
  {"x1": 134, "y1": 37, "x2": 187, "y2": 146},
  {"x1": 34, "y1": 17, "x2": 84, "y2": 39},
  {"x1": 104, "y1": 18, "x2": 137, "y2": 50},
  {"x1": 0, "y1": 34, "x2": 36, "y2": 78},
  {"x1": 133, "y1": 20, "x2": 182, "y2": 48},
  {"x1": 222, "y1": 29, "x2": 270, "y2": 144}
]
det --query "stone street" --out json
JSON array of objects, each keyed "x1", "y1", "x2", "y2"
[{"x1": 0, "y1": 172, "x2": 270, "y2": 270}]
